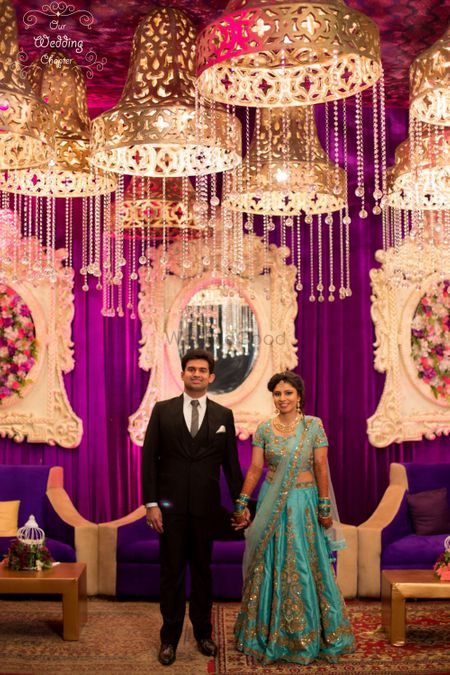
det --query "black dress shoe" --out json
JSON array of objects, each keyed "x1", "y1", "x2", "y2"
[
  {"x1": 197, "y1": 638, "x2": 218, "y2": 657},
  {"x1": 158, "y1": 643, "x2": 176, "y2": 666}
]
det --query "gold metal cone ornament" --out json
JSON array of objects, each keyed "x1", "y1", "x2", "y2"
[
  {"x1": 114, "y1": 177, "x2": 204, "y2": 238},
  {"x1": 0, "y1": 51, "x2": 116, "y2": 196},
  {"x1": 90, "y1": 8, "x2": 242, "y2": 177},
  {"x1": 410, "y1": 27, "x2": 450, "y2": 126},
  {"x1": 0, "y1": 0, "x2": 54, "y2": 170},
  {"x1": 196, "y1": 0, "x2": 382, "y2": 107},
  {"x1": 387, "y1": 126, "x2": 450, "y2": 211},
  {"x1": 224, "y1": 107, "x2": 346, "y2": 215}
]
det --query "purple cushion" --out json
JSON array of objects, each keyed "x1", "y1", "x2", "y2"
[
  {"x1": 212, "y1": 540, "x2": 245, "y2": 563},
  {"x1": 407, "y1": 487, "x2": 450, "y2": 535},
  {"x1": 382, "y1": 533, "x2": 449, "y2": 568},
  {"x1": 117, "y1": 538, "x2": 160, "y2": 563},
  {"x1": 45, "y1": 538, "x2": 76, "y2": 563}
]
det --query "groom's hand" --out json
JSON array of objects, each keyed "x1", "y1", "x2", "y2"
[{"x1": 146, "y1": 506, "x2": 164, "y2": 533}]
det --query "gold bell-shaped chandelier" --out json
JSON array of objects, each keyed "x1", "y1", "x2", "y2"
[
  {"x1": 410, "y1": 26, "x2": 450, "y2": 127},
  {"x1": 90, "y1": 7, "x2": 241, "y2": 177},
  {"x1": 196, "y1": 0, "x2": 382, "y2": 107},
  {"x1": 0, "y1": 0, "x2": 54, "y2": 170},
  {"x1": 0, "y1": 51, "x2": 116, "y2": 198},
  {"x1": 387, "y1": 125, "x2": 450, "y2": 212},
  {"x1": 0, "y1": 51, "x2": 117, "y2": 281},
  {"x1": 224, "y1": 106, "x2": 346, "y2": 216},
  {"x1": 102, "y1": 176, "x2": 207, "y2": 318},
  {"x1": 197, "y1": 0, "x2": 387, "y2": 275}
]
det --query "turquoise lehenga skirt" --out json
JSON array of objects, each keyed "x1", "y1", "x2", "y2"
[{"x1": 234, "y1": 483, "x2": 355, "y2": 665}]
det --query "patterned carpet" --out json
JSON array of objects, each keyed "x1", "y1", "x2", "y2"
[{"x1": 0, "y1": 598, "x2": 449, "y2": 674}]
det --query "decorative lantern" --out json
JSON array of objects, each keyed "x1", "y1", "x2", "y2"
[
  {"x1": 0, "y1": 0, "x2": 54, "y2": 170},
  {"x1": 90, "y1": 7, "x2": 241, "y2": 177}
]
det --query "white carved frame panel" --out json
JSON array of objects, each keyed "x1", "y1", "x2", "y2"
[
  {"x1": 0, "y1": 241, "x2": 82, "y2": 447},
  {"x1": 367, "y1": 241, "x2": 450, "y2": 447},
  {"x1": 129, "y1": 234, "x2": 298, "y2": 444}
]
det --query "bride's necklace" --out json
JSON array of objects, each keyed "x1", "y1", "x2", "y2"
[{"x1": 273, "y1": 413, "x2": 302, "y2": 433}]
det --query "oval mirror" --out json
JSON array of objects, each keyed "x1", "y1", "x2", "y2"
[{"x1": 177, "y1": 286, "x2": 259, "y2": 394}]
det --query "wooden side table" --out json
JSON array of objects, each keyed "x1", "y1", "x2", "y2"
[
  {"x1": 0, "y1": 562, "x2": 87, "y2": 640},
  {"x1": 381, "y1": 569, "x2": 450, "y2": 646}
]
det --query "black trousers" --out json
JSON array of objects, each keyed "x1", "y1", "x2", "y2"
[{"x1": 159, "y1": 512, "x2": 213, "y2": 646}]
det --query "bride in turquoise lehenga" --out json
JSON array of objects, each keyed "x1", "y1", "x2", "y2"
[{"x1": 233, "y1": 371, "x2": 355, "y2": 665}]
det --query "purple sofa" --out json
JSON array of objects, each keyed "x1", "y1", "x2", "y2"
[
  {"x1": 0, "y1": 465, "x2": 98, "y2": 594},
  {"x1": 99, "y1": 472, "x2": 358, "y2": 599},
  {"x1": 358, "y1": 462, "x2": 450, "y2": 597},
  {"x1": 99, "y1": 472, "x2": 246, "y2": 599}
]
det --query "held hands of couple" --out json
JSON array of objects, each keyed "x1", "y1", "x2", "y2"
[
  {"x1": 146, "y1": 505, "x2": 164, "y2": 533},
  {"x1": 232, "y1": 507, "x2": 251, "y2": 530}
]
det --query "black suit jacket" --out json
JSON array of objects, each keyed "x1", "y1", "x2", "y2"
[{"x1": 141, "y1": 395, "x2": 243, "y2": 517}]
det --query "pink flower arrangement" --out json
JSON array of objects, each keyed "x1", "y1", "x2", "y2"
[
  {"x1": 433, "y1": 540, "x2": 450, "y2": 582},
  {"x1": 411, "y1": 280, "x2": 450, "y2": 404},
  {"x1": 0, "y1": 284, "x2": 37, "y2": 403},
  {"x1": 2, "y1": 539, "x2": 53, "y2": 571}
]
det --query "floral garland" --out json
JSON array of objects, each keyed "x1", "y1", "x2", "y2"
[
  {"x1": 411, "y1": 280, "x2": 450, "y2": 404},
  {"x1": 0, "y1": 284, "x2": 37, "y2": 403}
]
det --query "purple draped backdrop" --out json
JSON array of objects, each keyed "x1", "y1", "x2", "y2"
[{"x1": 0, "y1": 105, "x2": 448, "y2": 526}]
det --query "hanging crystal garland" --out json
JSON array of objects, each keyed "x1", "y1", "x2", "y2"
[{"x1": 223, "y1": 105, "x2": 352, "y2": 300}]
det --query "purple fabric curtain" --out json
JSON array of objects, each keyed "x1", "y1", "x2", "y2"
[{"x1": 0, "y1": 105, "x2": 448, "y2": 525}]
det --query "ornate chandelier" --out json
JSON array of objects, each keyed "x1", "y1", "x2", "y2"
[
  {"x1": 224, "y1": 106, "x2": 346, "y2": 216},
  {"x1": 0, "y1": 51, "x2": 117, "y2": 283},
  {"x1": 196, "y1": 0, "x2": 382, "y2": 107},
  {"x1": 0, "y1": 51, "x2": 116, "y2": 198},
  {"x1": 387, "y1": 125, "x2": 449, "y2": 212},
  {"x1": 117, "y1": 177, "x2": 199, "y2": 235},
  {"x1": 103, "y1": 176, "x2": 210, "y2": 318},
  {"x1": 90, "y1": 7, "x2": 241, "y2": 177},
  {"x1": 0, "y1": 0, "x2": 54, "y2": 170},
  {"x1": 410, "y1": 27, "x2": 450, "y2": 126}
]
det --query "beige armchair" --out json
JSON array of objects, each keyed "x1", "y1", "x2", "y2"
[
  {"x1": 357, "y1": 463, "x2": 408, "y2": 597},
  {"x1": 336, "y1": 523, "x2": 358, "y2": 599},
  {"x1": 46, "y1": 467, "x2": 99, "y2": 595}
]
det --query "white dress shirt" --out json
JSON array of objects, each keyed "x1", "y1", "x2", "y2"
[{"x1": 146, "y1": 393, "x2": 208, "y2": 508}]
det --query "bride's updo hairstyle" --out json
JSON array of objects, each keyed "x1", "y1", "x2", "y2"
[{"x1": 267, "y1": 371, "x2": 305, "y2": 413}]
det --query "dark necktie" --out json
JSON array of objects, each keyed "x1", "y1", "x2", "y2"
[{"x1": 190, "y1": 400, "x2": 200, "y2": 437}]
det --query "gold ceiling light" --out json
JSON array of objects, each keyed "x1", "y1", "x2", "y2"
[
  {"x1": 387, "y1": 125, "x2": 450, "y2": 211},
  {"x1": 224, "y1": 106, "x2": 346, "y2": 215},
  {"x1": 196, "y1": 0, "x2": 382, "y2": 107},
  {"x1": 0, "y1": 0, "x2": 54, "y2": 170},
  {"x1": 0, "y1": 51, "x2": 116, "y2": 197},
  {"x1": 410, "y1": 27, "x2": 450, "y2": 126},
  {"x1": 90, "y1": 7, "x2": 242, "y2": 176},
  {"x1": 115, "y1": 177, "x2": 202, "y2": 236}
]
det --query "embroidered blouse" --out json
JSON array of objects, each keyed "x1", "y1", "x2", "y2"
[{"x1": 253, "y1": 416, "x2": 328, "y2": 474}]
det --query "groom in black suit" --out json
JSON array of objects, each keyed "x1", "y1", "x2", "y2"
[{"x1": 142, "y1": 348, "x2": 243, "y2": 666}]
